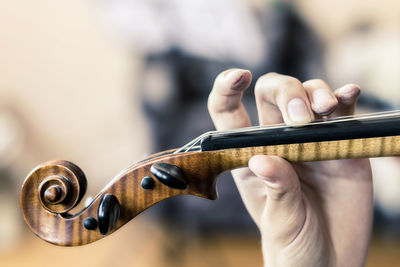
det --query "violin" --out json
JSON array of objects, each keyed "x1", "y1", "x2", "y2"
[{"x1": 20, "y1": 110, "x2": 400, "y2": 246}]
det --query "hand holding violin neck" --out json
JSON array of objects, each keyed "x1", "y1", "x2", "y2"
[{"x1": 20, "y1": 111, "x2": 400, "y2": 246}]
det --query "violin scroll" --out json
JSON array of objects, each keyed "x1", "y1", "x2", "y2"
[
  {"x1": 21, "y1": 160, "x2": 87, "y2": 215},
  {"x1": 19, "y1": 150, "x2": 224, "y2": 246},
  {"x1": 20, "y1": 160, "x2": 91, "y2": 246}
]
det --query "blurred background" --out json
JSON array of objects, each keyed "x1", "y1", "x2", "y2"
[{"x1": 0, "y1": 0, "x2": 399, "y2": 266}]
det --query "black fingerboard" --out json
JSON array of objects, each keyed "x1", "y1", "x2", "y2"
[{"x1": 201, "y1": 117, "x2": 400, "y2": 151}]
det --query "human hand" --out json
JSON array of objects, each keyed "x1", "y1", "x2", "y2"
[{"x1": 208, "y1": 69, "x2": 373, "y2": 267}]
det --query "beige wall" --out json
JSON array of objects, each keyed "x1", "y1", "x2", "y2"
[
  {"x1": 0, "y1": 0, "x2": 150, "y2": 192},
  {"x1": 298, "y1": 0, "x2": 400, "y2": 100}
]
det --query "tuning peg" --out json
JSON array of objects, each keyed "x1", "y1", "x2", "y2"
[
  {"x1": 97, "y1": 194, "x2": 120, "y2": 235},
  {"x1": 150, "y1": 163, "x2": 188, "y2": 190}
]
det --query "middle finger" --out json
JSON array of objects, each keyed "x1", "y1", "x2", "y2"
[{"x1": 255, "y1": 73, "x2": 314, "y2": 126}]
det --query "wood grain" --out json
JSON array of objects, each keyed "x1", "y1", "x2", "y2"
[{"x1": 20, "y1": 135, "x2": 400, "y2": 246}]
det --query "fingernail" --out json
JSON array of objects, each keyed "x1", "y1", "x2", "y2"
[
  {"x1": 287, "y1": 98, "x2": 312, "y2": 124},
  {"x1": 226, "y1": 70, "x2": 247, "y2": 90}
]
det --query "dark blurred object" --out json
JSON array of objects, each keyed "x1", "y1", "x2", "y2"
[
  {"x1": 358, "y1": 91, "x2": 396, "y2": 111},
  {"x1": 0, "y1": 168, "x2": 21, "y2": 251}
]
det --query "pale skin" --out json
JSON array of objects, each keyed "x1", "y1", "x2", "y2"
[{"x1": 208, "y1": 69, "x2": 373, "y2": 267}]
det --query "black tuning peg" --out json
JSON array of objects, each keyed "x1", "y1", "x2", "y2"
[
  {"x1": 150, "y1": 163, "x2": 188, "y2": 190},
  {"x1": 97, "y1": 194, "x2": 120, "y2": 235}
]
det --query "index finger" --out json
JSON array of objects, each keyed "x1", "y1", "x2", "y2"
[{"x1": 208, "y1": 68, "x2": 252, "y2": 130}]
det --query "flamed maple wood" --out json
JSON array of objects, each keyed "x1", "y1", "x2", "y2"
[{"x1": 20, "y1": 135, "x2": 400, "y2": 246}]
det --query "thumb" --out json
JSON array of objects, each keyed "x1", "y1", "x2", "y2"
[{"x1": 247, "y1": 155, "x2": 306, "y2": 241}]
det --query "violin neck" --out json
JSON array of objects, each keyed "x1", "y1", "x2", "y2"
[
  {"x1": 210, "y1": 135, "x2": 400, "y2": 171},
  {"x1": 199, "y1": 115, "x2": 400, "y2": 169},
  {"x1": 201, "y1": 116, "x2": 400, "y2": 151}
]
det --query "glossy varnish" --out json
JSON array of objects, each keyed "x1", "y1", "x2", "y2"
[{"x1": 20, "y1": 135, "x2": 400, "y2": 246}]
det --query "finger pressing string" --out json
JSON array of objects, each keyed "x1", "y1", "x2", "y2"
[
  {"x1": 331, "y1": 84, "x2": 361, "y2": 117},
  {"x1": 254, "y1": 73, "x2": 314, "y2": 126},
  {"x1": 303, "y1": 79, "x2": 338, "y2": 116}
]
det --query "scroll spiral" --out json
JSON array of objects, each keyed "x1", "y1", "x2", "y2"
[
  {"x1": 21, "y1": 160, "x2": 87, "y2": 214},
  {"x1": 20, "y1": 160, "x2": 88, "y2": 245}
]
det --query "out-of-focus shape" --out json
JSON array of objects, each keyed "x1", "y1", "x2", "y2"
[{"x1": 0, "y1": 110, "x2": 24, "y2": 169}]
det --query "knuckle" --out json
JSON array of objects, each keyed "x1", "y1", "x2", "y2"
[
  {"x1": 269, "y1": 182, "x2": 300, "y2": 202},
  {"x1": 303, "y1": 78, "x2": 328, "y2": 87},
  {"x1": 254, "y1": 72, "x2": 277, "y2": 90},
  {"x1": 279, "y1": 76, "x2": 303, "y2": 89},
  {"x1": 310, "y1": 78, "x2": 326, "y2": 84},
  {"x1": 254, "y1": 73, "x2": 278, "y2": 98},
  {"x1": 268, "y1": 187, "x2": 290, "y2": 201},
  {"x1": 207, "y1": 88, "x2": 240, "y2": 113},
  {"x1": 255, "y1": 73, "x2": 302, "y2": 96}
]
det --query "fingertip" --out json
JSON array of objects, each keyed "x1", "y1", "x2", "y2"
[
  {"x1": 209, "y1": 68, "x2": 252, "y2": 130},
  {"x1": 218, "y1": 69, "x2": 252, "y2": 94},
  {"x1": 311, "y1": 88, "x2": 338, "y2": 116},
  {"x1": 335, "y1": 84, "x2": 361, "y2": 105},
  {"x1": 249, "y1": 155, "x2": 290, "y2": 180},
  {"x1": 232, "y1": 70, "x2": 252, "y2": 90},
  {"x1": 248, "y1": 155, "x2": 268, "y2": 177},
  {"x1": 249, "y1": 155, "x2": 301, "y2": 204},
  {"x1": 303, "y1": 79, "x2": 337, "y2": 116},
  {"x1": 338, "y1": 83, "x2": 360, "y2": 95},
  {"x1": 286, "y1": 98, "x2": 314, "y2": 126}
]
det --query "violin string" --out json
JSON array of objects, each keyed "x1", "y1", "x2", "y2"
[
  {"x1": 174, "y1": 109, "x2": 400, "y2": 153},
  {"x1": 176, "y1": 109, "x2": 400, "y2": 153},
  {"x1": 209, "y1": 109, "x2": 400, "y2": 137},
  {"x1": 174, "y1": 132, "x2": 214, "y2": 153}
]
